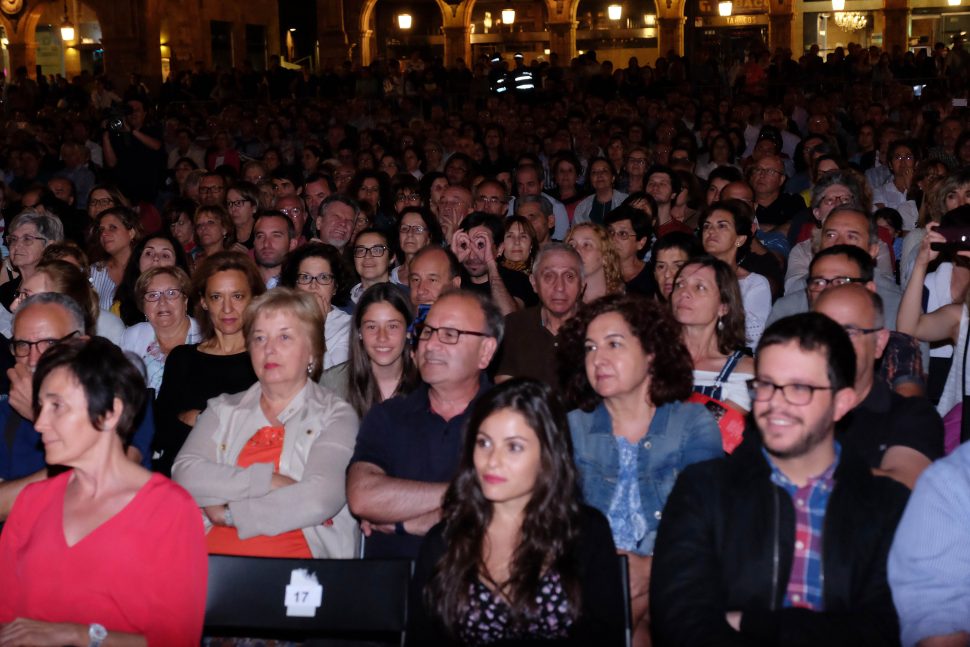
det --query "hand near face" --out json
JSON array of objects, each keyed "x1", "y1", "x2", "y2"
[
  {"x1": 451, "y1": 230, "x2": 473, "y2": 263},
  {"x1": 472, "y1": 230, "x2": 499, "y2": 268},
  {"x1": 919, "y1": 222, "x2": 944, "y2": 267},
  {"x1": 6, "y1": 363, "x2": 33, "y2": 421}
]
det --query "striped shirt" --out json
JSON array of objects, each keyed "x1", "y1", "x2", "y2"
[{"x1": 764, "y1": 442, "x2": 841, "y2": 611}]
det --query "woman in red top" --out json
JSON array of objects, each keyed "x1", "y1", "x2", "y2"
[{"x1": 0, "y1": 336, "x2": 207, "y2": 647}]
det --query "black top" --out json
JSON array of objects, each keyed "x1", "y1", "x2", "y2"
[
  {"x1": 406, "y1": 505, "x2": 626, "y2": 647},
  {"x1": 495, "y1": 306, "x2": 559, "y2": 388},
  {"x1": 350, "y1": 378, "x2": 491, "y2": 559},
  {"x1": 463, "y1": 266, "x2": 539, "y2": 308},
  {"x1": 839, "y1": 377, "x2": 944, "y2": 468},
  {"x1": 624, "y1": 263, "x2": 658, "y2": 298},
  {"x1": 152, "y1": 344, "x2": 257, "y2": 476},
  {"x1": 755, "y1": 192, "x2": 806, "y2": 228}
]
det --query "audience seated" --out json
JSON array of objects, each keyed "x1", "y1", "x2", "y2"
[
  {"x1": 173, "y1": 288, "x2": 360, "y2": 558},
  {"x1": 0, "y1": 336, "x2": 207, "y2": 645}
]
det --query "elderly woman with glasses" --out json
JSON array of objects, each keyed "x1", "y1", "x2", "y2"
[
  {"x1": 394, "y1": 207, "x2": 442, "y2": 286},
  {"x1": 0, "y1": 210, "x2": 64, "y2": 310},
  {"x1": 121, "y1": 266, "x2": 202, "y2": 393},
  {"x1": 279, "y1": 243, "x2": 351, "y2": 370}
]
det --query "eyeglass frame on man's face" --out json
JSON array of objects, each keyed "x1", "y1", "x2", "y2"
[
  {"x1": 415, "y1": 324, "x2": 489, "y2": 345},
  {"x1": 746, "y1": 378, "x2": 834, "y2": 406},
  {"x1": 806, "y1": 275, "x2": 867, "y2": 292},
  {"x1": 9, "y1": 330, "x2": 81, "y2": 358}
]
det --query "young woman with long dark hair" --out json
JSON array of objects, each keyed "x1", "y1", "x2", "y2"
[{"x1": 407, "y1": 378, "x2": 625, "y2": 646}]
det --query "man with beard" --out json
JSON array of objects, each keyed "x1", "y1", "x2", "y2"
[
  {"x1": 454, "y1": 212, "x2": 537, "y2": 316},
  {"x1": 651, "y1": 313, "x2": 909, "y2": 645},
  {"x1": 315, "y1": 195, "x2": 362, "y2": 253},
  {"x1": 252, "y1": 212, "x2": 297, "y2": 288}
]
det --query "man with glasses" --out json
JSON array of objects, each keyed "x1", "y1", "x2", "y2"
[
  {"x1": 473, "y1": 179, "x2": 509, "y2": 217},
  {"x1": 785, "y1": 202, "x2": 898, "y2": 294},
  {"x1": 197, "y1": 172, "x2": 227, "y2": 207},
  {"x1": 275, "y1": 194, "x2": 308, "y2": 244},
  {"x1": 750, "y1": 154, "x2": 804, "y2": 236},
  {"x1": 347, "y1": 289, "x2": 501, "y2": 558},
  {"x1": 813, "y1": 284, "x2": 942, "y2": 489},
  {"x1": 652, "y1": 312, "x2": 909, "y2": 644},
  {"x1": 0, "y1": 293, "x2": 154, "y2": 518},
  {"x1": 437, "y1": 185, "x2": 474, "y2": 243},
  {"x1": 253, "y1": 212, "x2": 298, "y2": 288}
]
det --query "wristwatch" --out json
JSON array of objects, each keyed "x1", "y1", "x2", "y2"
[{"x1": 88, "y1": 623, "x2": 107, "y2": 647}]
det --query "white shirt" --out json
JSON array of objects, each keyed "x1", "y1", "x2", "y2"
[
  {"x1": 739, "y1": 272, "x2": 772, "y2": 349},
  {"x1": 324, "y1": 308, "x2": 351, "y2": 370}
]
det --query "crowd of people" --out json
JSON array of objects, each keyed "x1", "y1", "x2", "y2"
[{"x1": 0, "y1": 39, "x2": 968, "y2": 645}]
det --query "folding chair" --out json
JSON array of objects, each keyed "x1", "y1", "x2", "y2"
[{"x1": 204, "y1": 554, "x2": 413, "y2": 646}]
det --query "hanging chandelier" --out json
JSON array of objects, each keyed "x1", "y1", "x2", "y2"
[{"x1": 833, "y1": 11, "x2": 868, "y2": 31}]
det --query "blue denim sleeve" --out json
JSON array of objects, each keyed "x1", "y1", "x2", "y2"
[{"x1": 681, "y1": 403, "x2": 727, "y2": 465}]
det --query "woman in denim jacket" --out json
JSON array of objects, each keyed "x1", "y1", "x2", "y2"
[{"x1": 558, "y1": 293, "x2": 723, "y2": 647}]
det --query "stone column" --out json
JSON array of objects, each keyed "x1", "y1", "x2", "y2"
[
  {"x1": 443, "y1": 24, "x2": 470, "y2": 67},
  {"x1": 547, "y1": 21, "x2": 576, "y2": 62},
  {"x1": 882, "y1": 7, "x2": 909, "y2": 56},
  {"x1": 6, "y1": 41, "x2": 36, "y2": 76},
  {"x1": 317, "y1": 0, "x2": 349, "y2": 66},
  {"x1": 769, "y1": 12, "x2": 794, "y2": 52},
  {"x1": 355, "y1": 28, "x2": 374, "y2": 65},
  {"x1": 658, "y1": 16, "x2": 685, "y2": 57}
]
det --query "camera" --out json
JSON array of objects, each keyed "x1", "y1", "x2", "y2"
[{"x1": 104, "y1": 104, "x2": 133, "y2": 133}]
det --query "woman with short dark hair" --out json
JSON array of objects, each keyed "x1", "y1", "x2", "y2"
[{"x1": 0, "y1": 337, "x2": 207, "y2": 645}]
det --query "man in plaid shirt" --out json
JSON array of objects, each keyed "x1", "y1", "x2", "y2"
[{"x1": 650, "y1": 313, "x2": 910, "y2": 646}]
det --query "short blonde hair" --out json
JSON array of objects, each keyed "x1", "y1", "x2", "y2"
[
  {"x1": 134, "y1": 266, "x2": 192, "y2": 314},
  {"x1": 243, "y1": 288, "x2": 324, "y2": 379}
]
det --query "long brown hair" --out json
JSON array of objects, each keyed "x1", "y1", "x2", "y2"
[
  {"x1": 425, "y1": 379, "x2": 583, "y2": 637},
  {"x1": 346, "y1": 283, "x2": 419, "y2": 418}
]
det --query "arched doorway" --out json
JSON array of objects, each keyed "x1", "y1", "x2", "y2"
[
  {"x1": 372, "y1": 0, "x2": 444, "y2": 63},
  {"x1": 574, "y1": 0, "x2": 658, "y2": 65},
  {"x1": 32, "y1": 0, "x2": 102, "y2": 78}
]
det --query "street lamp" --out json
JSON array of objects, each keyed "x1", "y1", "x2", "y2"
[
  {"x1": 831, "y1": 0, "x2": 845, "y2": 10},
  {"x1": 397, "y1": 13, "x2": 412, "y2": 29},
  {"x1": 59, "y1": 0, "x2": 74, "y2": 42},
  {"x1": 718, "y1": 0, "x2": 733, "y2": 16},
  {"x1": 502, "y1": 7, "x2": 515, "y2": 25},
  {"x1": 607, "y1": 4, "x2": 622, "y2": 20}
]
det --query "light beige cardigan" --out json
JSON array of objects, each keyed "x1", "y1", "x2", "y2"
[{"x1": 172, "y1": 380, "x2": 360, "y2": 558}]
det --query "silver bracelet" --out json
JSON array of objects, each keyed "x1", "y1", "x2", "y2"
[{"x1": 223, "y1": 505, "x2": 234, "y2": 527}]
